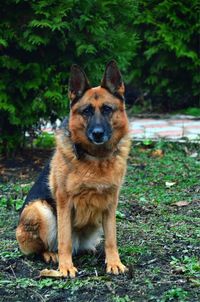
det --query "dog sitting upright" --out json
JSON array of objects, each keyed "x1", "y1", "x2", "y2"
[{"x1": 16, "y1": 60, "x2": 130, "y2": 277}]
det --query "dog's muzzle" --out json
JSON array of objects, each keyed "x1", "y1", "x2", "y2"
[{"x1": 88, "y1": 126, "x2": 111, "y2": 145}]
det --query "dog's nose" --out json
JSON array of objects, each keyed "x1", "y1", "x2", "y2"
[{"x1": 92, "y1": 127, "x2": 104, "y2": 141}]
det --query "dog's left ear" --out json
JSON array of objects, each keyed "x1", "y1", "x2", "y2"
[
  {"x1": 68, "y1": 64, "x2": 91, "y2": 102},
  {"x1": 101, "y1": 60, "x2": 125, "y2": 98}
]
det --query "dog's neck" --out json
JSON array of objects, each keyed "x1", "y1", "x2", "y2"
[
  {"x1": 72, "y1": 143, "x2": 86, "y2": 160},
  {"x1": 72, "y1": 143, "x2": 119, "y2": 160}
]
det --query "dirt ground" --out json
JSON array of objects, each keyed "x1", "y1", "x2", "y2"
[{"x1": 0, "y1": 144, "x2": 199, "y2": 302}]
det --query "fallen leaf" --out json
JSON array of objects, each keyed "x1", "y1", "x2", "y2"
[
  {"x1": 151, "y1": 149, "x2": 164, "y2": 157},
  {"x1": 172, "y1": 201, "x2": 189, "y2": 207},
  {"x1": 20, "y1": 183, "x2": 29, "y2": 188},
  {"x1": 139, "y1": 147, "x2": 148, "y2": 152},
  {"x1": 172, "y1": 266, "x2": 185, "y2": 274},
  {"x1": 39, "y1": 269, "x2": 63, "y2": 278},
  {"x1": 184, "y1": 146, "x2": 189, "y2": 155},
  {"x1": 165, "y1": 181, "x2": 176, "y2": 188},
  {"x1": 189, "y1": 152, "x2": 198, "y2": 158},
  {"x1": 189, "y1": 278, "x2": 200, "y2": 286}
]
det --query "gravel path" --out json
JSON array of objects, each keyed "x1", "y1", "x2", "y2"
[
  {"x1": 129, "y1": 115, "x2": 200, "y2": 141},
  {"x1": 42, "y1": 115, "x2": 200, "y2": 141}
]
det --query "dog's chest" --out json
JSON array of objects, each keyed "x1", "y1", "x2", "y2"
[
  {"x1": 71, "y1": 185, "x2": 112, "y2": 228},
  {"x1": 64, "y1": 159, "x2": 124, "y2": 219},
  {"x1": 66, "y1": 158, "x2": 124, "y2": 194}
]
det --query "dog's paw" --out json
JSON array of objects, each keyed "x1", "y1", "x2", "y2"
[
  {"x1": 42, "y1": 252, "x2": 58, "y2": 264},
  {"x1": 106, "y1": 261, "x2": 128, "y2": 275},
  {"x1": 59, "y1": 264, "x2": 78, "y2": 278}
]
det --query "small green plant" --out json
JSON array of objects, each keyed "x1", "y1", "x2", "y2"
[
  {"x1": 33, "y1": 132, "x2": 55, "y2": 149},
  {"x1": 0, "y1": 196, "x2": 24, "y2": 210},
  {"x1": 113, "y1": 295, "x2": 132, "y2": 302},
  {"x1": 0, "y1": 248, "x2": 22, "y2": 260},
  {"x1": 0, "y1": 276, "x2": 106, "y2": 292},
  {"x1": 142, "y1": 139, "x2": 154, "y2": 147},
  {"x1": 0, "y1": 183, "x2": 30, "y2": 209},
  {"x1": 0, "y1": 196, "x2": 7, "y2": 208},
  {"x1": 160, "y1": 287, "x2": 189, "y2": 302},
  {"x1": 116, "y1": 210, "x2": 126, "y2": 219},
  {"x1": 119, "y1": 244, "x2": 148, "y2": 256},
  {"x1": 170, "y1": 256, "x2": 200, "y2": 279},
  {"x1": 177, "y1": 107, "x2": 200, "y2": 117}
]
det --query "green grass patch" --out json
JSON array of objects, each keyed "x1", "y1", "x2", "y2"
[
  {"x1": 175, "y1": 107, "x2": 200, "y2": 117},
  {"x1": 170, "y1": 256, "x2": 200, "y2": 280},
  {"x1": 121, "y1": 141, "x2": 200, "y2": 206},
  {"x1": 160, "y1": 287, "x2": 189, "y2": 302}
]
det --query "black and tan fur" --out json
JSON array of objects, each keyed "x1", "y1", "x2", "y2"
[{"x1": 16, "y1": 61, "x2": 131, "y2": 277}]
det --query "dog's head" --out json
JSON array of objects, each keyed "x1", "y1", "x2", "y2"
[{"x1": 68, "y1": 61, "x2": 129, "y2": 154}]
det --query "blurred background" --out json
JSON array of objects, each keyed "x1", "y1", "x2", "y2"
[{"x1": 0, "y1": 0, "x2": 199, "y2": 154}]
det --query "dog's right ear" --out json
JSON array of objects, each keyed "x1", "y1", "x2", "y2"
[{"x1": 68, "y1": 65, "x2": 91, "y2": 104}]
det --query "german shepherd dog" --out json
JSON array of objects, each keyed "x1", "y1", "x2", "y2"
[{"x1": 16, "y1": 61, "x2": 130, "y2": 278}]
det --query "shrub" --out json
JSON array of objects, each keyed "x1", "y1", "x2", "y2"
[
  {"x1": 0, "y1": 0, "x2": 199, "y2": 154},
  {"x1": 129, "y1": 0, "x2": 200, "y2": 111},
  {"x1": 0, "y1": 0, "x2": 139, "y2": 154}
]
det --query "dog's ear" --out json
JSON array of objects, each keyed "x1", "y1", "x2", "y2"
[
  {"x1": 101, "y1": 60, "x2": 125, "y2": 98},
  {"x1": 68, "y1": 65, "x2": 91, "y2": 102}
]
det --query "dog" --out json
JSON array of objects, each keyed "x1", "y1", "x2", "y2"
[{"x1": 16, "y1": 60, "x2": 131, "y2": 278}]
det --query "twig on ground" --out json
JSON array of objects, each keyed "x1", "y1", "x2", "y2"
[{"x1": 9, "y1": 265, "x2": 17, "y2": 279}]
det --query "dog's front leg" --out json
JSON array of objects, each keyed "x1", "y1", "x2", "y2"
[
  {"x1": 103, "y1": 193, "x2": 128, "y2": 275},
  {"x1": 56, "y1": 191, "x2": 77, "y2": 278}
]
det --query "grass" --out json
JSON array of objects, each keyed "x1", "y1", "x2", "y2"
[
  {"x1": 0, "y1": 141, "x2": 200, "y2": 302},
  {"x1": 174, "y1": 107, "x2": 200, "y2": 117}
]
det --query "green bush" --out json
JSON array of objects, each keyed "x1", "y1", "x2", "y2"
[
  {"x1": 0, "y1": 0, "x2": 199, "y2": 154},
  {"x1": 0, "y1": 0, "x2": 139, "y2": 154},
  {"x1": 130, "y1": 0, "x2": 200, "y2": 111},
  {"x1": 33, "y1": 132, "x2": 55, "y2": 149}
]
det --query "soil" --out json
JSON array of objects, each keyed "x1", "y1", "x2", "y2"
[{"x1": 0, "y1": 147, "x2": 199, "y2": 302}]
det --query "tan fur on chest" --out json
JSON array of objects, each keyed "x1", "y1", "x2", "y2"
[
  {"x1": 72, "y1": 188, "x2": 112, "y2": 228},
  {"x1": 67, "y1": 157, "x2": 124, "y2": 192}
]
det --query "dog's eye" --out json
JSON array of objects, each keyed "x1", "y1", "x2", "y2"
[
  {"x1": 101, "y1": 105, "x2": 113, "y2": 116},
  {"x1": 81, "y1": 105, "x2": 94, "y2": 117}
]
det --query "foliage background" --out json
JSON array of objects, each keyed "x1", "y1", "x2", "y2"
[
  {"x1": 0, "y1": 0, "x2": 199, "y2": 153},
  {"x1": 131, "y1": 0, "x2": 200, "y2": 111}
]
